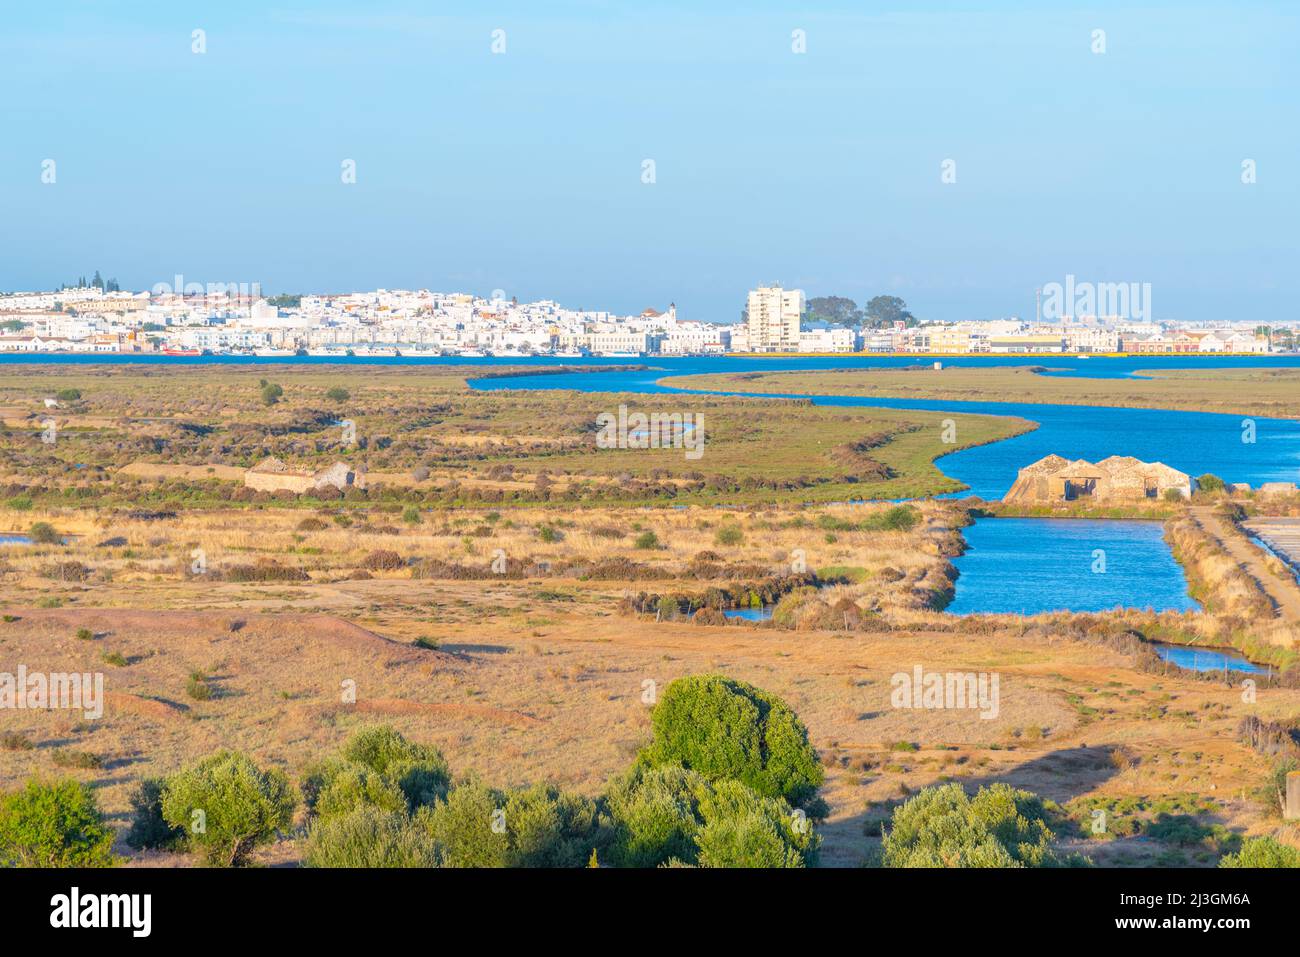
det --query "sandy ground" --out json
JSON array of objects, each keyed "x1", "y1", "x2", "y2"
[{"x1": 2, "y1": 574, "x2": 1294, "y2": 867}]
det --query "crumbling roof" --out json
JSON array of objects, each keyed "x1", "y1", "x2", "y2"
[
  {"x1": 1018, "y1": 454, "x2": 1070, "y2": 474},
  {"x1": 1018, "y1": 454, "x2": 1186, "y2": 481},
  {"x1": 248, "y1": 456, "x2": 305, "y2": 475}
]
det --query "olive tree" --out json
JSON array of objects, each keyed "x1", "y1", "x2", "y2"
[{"x1": 161, "y1": 751, "x2": 295, "y2": 866}]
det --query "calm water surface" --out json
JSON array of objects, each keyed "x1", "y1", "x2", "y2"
[
  {"x1": 1152, "y1": 643, "x2": 1271, "y2": 675},
  {"x1": 724, "y1": 606, "x2": 774, "y2": 621},
  {"x1": 469, "y1": 356, "x2": 1300, "y2": 499},
  {"x1": 947, "y1": 517, "x2": 1198, "y2": 615}
]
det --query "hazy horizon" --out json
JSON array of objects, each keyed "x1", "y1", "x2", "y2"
[{"x1": 2, "y1": 1, "x2": 1296, "y2": 324}]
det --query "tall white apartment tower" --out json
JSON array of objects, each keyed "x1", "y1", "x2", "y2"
[{"x1": 746, "y1": 284, "x2": 804, "y2": 352}]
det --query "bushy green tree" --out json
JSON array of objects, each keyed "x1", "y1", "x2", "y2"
[
  {"x1": 881, "y1": 782, "x2": 1062, "y2": 868},
  {"x1": 604, "y1": 764, "x2": 704, "y2": 868},
  {"x1": 864, "y1": 295, "x2": 914, "y2": 328},
  {"x1": 640, "y1": 675, "x2": 823, "y2": 806},
  {"x1": 503, "y1": 783, "x2": 608, "y2": 867},
  {"x1": 1219, "y1": 836, "x2": 1300, "y2": 868},
  {"x1": 422, "y1": 778, "x2": 510, "y2": 867},
  {"x1": 161, "y1": 751, "x2": 295, "y2": 866},
  {"x1": 694, "y1": 779, "x2": 818, "y2": 868},
  {"x1": 125, "y1": 777, "x2": 187, "y2": 851},
  {"x1": 806, "y1": 296, "x2": 862, "y2": 327},
  {"x1": 0, "y1": 779, "x2": 117, "y2": 867},
  {"x1": 604, "y1": 763, "x2": 817, "y2": 868},
  {"x1": 1196, "y1": 473, "x2": 1227, "y2": 494},
  {"x1": 304, "y1": 726, "x2": 451, "y2": 818},
  {"x1": 304, "y1": 806, "x2": 437, "y2": 868},
  {"x1": 340, "y1": 725, "x2": 451, "y2": 810},
  {"x1": 307, "y1": 760, "x2": 408, "y2": 819},
  {"x1": 423, "y1": 778, "x2": 606, "y2": 868}
]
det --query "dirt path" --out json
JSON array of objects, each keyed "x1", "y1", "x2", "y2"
[{"x1": 1190, "y1": 506, "x2": 1300, "y2": 622}]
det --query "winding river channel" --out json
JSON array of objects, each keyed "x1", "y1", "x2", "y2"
[
  {"x1": 16, "y1": 352, "x2": 1298, "y2": 499},
  {"x1": 470, "y1": 355, "x2": 1300, "y2": 499}
]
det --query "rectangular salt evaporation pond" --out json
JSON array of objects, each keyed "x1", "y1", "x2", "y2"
[{"x1": 948, "y1": 518, "x2": 1199, "y2": 616}]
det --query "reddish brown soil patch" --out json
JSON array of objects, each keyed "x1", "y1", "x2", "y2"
[
  {"x1": 106, "y1": 691, "x2": 189, "y2": 720},
  {"x1": 338, "y1": 698, "x2": 543, "y2": 728}
]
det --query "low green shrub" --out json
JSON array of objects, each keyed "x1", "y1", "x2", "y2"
[
  {"x1": 713, "y1": 524, "x2": 744, "y2": 547},
  {"x1": 1219, "y1": 835, "x2": 1300, "y2": 868},
  {"x1": 186, "y1": 673, "x2": 213, "y2": 701},
  {"x1": 881, "y1": 782, "x2": 1066, "y2": 868},
  {"x1": 0, "y1": 779, "x2": 117, "y2": 867},
  {"x1": 28, "y1": 521, "x2": 61, "y2": 544},
  {"x1": 603, "y1": 763, "x2": 817, "y2": 868},
  {"x1": 304, "y1": 805, "x2": 437, "y2": 868},
  {"x1": 51, "y1": 749, "x2": 102, "y2": 770},
  {"x1": 0, "y1": 731, "x2": 34, "y2": 751},
  {"x1": 303, "y1": 726, "x2": 451, "y2": 818},
  {"x1": 422, "y1": 777, "x2": 606, "y2": 868}
]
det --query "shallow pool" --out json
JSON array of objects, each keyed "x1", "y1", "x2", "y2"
[
  {"x1": 1152, "y1": 642, "x2": 1272, "y2": 675},
  {"x1": 724, "y1": 606, "x2": 774, "y2": 622},
  {"x1": 948, "y1": 517, "x2": 1198, "y2": 615}
]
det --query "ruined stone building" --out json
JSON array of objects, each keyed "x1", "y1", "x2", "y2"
[
  {"x1": 243, "y1": 456, "x2": 365, "y2": 494},
  {"x1": 1003, "y1": 454, "x2": 1192, "y2": 503}
]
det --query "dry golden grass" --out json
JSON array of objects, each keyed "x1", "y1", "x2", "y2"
[
  {"x1": 0, "y1": 592, "x2": 1291, "y2": 867},
  {"x1": 1, "y1": 500, "x2": 1296, "y2": 867},
  {"x1": 0, "y1": 502, "x2": 945, "y2": 594}
]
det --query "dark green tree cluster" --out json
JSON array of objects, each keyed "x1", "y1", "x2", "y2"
[
  {"x1": 60, "y1": 271, "x2": 121, "y2": 292},
  {"x1": 806, "y1": 296, "x2": 862, "y2": 327},
  {"x1": 806, "y1": 295, "x2": 916, "y2": 329}
]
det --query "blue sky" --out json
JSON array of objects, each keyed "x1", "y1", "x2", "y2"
[{"x1": 1, "y1": 1, "x2": 1295, "y2": 323}]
